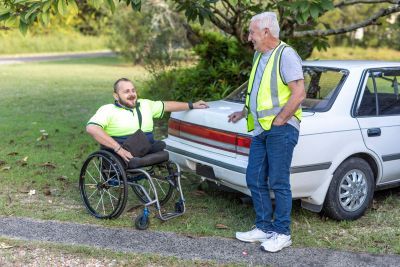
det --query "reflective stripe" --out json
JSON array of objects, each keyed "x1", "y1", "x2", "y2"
[
  {"x1": 257, "y1": 106, "x2": 282, "y2": 118},
  {"x1": 288, "y1": 116, "x2": 300, "y2": 129},
  {"x1": 270, "y1": 45, "x2": 286, "y2": 109}
]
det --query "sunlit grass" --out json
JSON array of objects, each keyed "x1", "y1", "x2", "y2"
[
  {"x1": 311, "y1": 46, "x2": 400, "y2": 61},
  {"x1": 0, "y1": 30, "x2": 109, "y2": 55}
]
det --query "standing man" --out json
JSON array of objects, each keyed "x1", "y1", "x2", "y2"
[{"x1": 228, "y1": 12, "x2": 305, "y2": 252}]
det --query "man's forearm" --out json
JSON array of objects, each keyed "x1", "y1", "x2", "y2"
[
  {"x1": 274, "y1": 80, "x2": 306, "y2": 124},
  {"x1": 86, "y1": 125, "x2": 120, "y2": 151}
]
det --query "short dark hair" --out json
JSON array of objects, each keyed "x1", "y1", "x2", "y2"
[{"x1": 113, "y1": 78, "x2": 132, "y2": 93}]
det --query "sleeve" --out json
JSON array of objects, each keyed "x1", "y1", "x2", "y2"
[
  {"x1": 87, "y1": 105, "x2": 111, "y2": 128},
  {"x1": 148, "y1": 100, "x2": 165, "y2": 119},
  {"x1": 280, "y1": 47, "x2": 304, "y2": 84}
]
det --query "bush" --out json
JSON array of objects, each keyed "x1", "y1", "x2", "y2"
[{"x1": 143, "y1": 29, "x2": 252, "y2": 102}]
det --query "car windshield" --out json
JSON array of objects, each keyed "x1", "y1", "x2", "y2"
[{"x1": 225, "y1": 66, "x2": 349, "y2": 112}]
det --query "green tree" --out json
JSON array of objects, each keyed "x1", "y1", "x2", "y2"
[{"x1": 1, "y1": 0, "x2": 399, "y2": 58}]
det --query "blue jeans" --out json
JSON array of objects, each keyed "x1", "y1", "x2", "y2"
[{"x1": 246, "y1": 124, "x2": 299, "y2": 235}]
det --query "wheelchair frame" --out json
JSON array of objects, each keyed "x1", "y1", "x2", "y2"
[{"x1": 79, "y1": 150, "x2": 185, "y2": 230}]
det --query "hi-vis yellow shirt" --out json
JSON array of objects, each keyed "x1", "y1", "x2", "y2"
[{"x1": 87, "y1": 99, "x2": 164, "y2": 136}]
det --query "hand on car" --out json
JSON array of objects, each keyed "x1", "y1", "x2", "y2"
[
  {"x1": 228, "y1": 111, "x2": 244, "y2": 123},
  {"x1": 193, "y1": 100, "x2": 209, "y2": 109},
  {"x1": 117, "y1": 148, "x2": 133, "y2": 162}
]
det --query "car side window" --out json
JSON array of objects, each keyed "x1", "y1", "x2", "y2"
[{"x1": 357, "y1": 68, "x2": 400, "y2": 116}]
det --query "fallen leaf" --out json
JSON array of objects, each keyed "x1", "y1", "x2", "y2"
[
  {"x1": 0, "y1": 160, "x2": 6, "y2": 166},
  {"x1": 39, "y1": 162, "x2": 56, "y2": 169},
  {"x1": 215, "y1": 223, "x2": 229, "y2": 229},
  {"x1": 28, "y1": 189, "x2": 36, "y2": 196},
  {"x1": 16, "y1": 156, "x2": 29, "y2": 166},
  {"x1": 7, "y1": 152, "x2": 18, "y2": 156},
  {"x1": 43, "y1": 188, "x2": 51, "y2": 196},
  {"x1": 0, "y1": 242, "x2": 13, "y2": 249},
  {"x1": 193, "y1": 190, "x2": 206, "y2": 196},
  {"x1": 1, "y1": 166, "x2": 11, "y2": 171},
  {"x1": 56, "y1": 175, "x2": 68, "y2": 181}
]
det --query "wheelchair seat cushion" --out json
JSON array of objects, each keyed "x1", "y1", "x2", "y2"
[{"x1": 128, "y1": 150, "x2": 169, "y2": 169}]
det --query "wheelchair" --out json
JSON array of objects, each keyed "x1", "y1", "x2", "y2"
[{"x1": 78, "y1": 146, "x2": 185, "y2": 230}]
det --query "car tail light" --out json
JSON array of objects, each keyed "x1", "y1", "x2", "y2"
[{"x1": 168, "y1": 118, "x2": 251, "y2": 156}]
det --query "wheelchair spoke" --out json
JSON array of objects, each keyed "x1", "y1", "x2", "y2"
[
  {"x1": 105, "y1": 189, "x2": 119, "y2": 201},
  {"x1": 153, "y1": 178, "x2": 166, "y2": 196},
  {"x1": 87, "y1": 187, "x2": 99, "y2": 200},
  {"x1": 95, "y1": 190, "x2": 104, "y2": 210},
  {"x1": 86, "y1": 169, "x2": 99, "y2": 185},
  {"x1": 105, "y1": 190, "x2": 116, "y2": 211}
]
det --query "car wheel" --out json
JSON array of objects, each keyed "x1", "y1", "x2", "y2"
[{"x1": 323, "y1": 157, "x2": 374, "y2": 220}]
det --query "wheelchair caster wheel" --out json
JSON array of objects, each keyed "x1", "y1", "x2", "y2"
[
  {"x1": 175, "y1": 201, "x2": 184, "y2": 213},
  {"x1": 135, "y1": 215, "x2": 149, "y2": 230}
]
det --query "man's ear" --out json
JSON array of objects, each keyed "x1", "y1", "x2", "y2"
[{"x1": 113, "y1": 92, "x2": 118, "y2": 101}]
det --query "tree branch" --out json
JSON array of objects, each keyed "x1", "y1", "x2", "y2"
[
  {"x1": 335, "y1": 0, "x2": 400, "y2": 8},
  {"x1": 294, "y1": 5, "x2": 400, "y2": 37},
  {"x1": 220, "y1": 0, "x2": 235, "y2": 17},
  {"x1": 210, "y1": 5, "x2": 231, "y2": 23}
]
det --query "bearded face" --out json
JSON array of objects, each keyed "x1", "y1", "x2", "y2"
[{"x1": 113, "y1": 81, "x2": 137, "y2": 108}]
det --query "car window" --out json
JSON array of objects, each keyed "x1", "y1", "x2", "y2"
[
  {"x1": 225, "y1": 66, "x2": 348, "y2": 112},
  {"x1": 357, "y1": 68, "x2": 400, "y2": 116}
]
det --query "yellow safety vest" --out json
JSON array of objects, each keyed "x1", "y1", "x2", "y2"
[{"x1": 245, "y1": 42, "x2": 302, "y2": 132}]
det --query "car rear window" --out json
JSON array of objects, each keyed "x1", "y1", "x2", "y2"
[{"x1": 225, "y1": 66, "x2": 348, "y2": 112}]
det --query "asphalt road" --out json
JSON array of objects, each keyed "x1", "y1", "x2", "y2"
[
  {"x1": 0, "y1": 216, "x2": 399, "y2": 266},
  {"x1": 0, "y1": 51, "x2": 115, "y2": 65}
]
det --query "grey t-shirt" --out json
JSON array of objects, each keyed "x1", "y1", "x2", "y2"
[{"x1": 249, "y1": 46, "x2": 303, "y2": 135}]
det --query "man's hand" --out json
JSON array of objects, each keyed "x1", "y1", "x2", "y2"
[
  {"x1": 228, "y1": 111, "x2": 244, "y2": 123},
  {"x1": 272, "y1": 116, "x2": 286, "y2": 126},
  {"x1": 117, "y1": 148, "x2": 133, "y2": 162},
  {"x1": 193, "y1": 100, "x2": 209, "y2": 109}
]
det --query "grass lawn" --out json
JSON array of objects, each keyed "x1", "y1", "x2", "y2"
[
  {"x1": 311, "y1": 46, "x2": 400, "y2": 61},
  {"x1": 0, "y1": 53, "x2": 400, "y2": 257},
  {"x1": 0, "y1": 30, "x2": 108, "y2": 55}
]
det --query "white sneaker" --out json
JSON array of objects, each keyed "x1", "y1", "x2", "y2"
[
  {"x1": 260, "y1": 233, "x2": 292, "y2": 252},
  {"x1": 235, "y1": 227, "x2": 274, "y2": 243}
]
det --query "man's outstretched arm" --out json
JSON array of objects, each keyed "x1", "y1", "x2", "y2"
[{"x1": 164, "y1": 100, "x2": 209, "y2": 112}]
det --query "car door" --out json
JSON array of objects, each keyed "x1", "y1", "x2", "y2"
[{"x1": 355, "y1": 67, "x2": 400, "y2": 184}]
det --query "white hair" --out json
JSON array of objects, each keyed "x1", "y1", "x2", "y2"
[{"x1": 250, "y1": 12, "x2": 280, "y2": 39}]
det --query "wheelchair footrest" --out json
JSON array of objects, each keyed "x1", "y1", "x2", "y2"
[{"x1": 157, "y1": 211, "x2": 185, "y2": 221}]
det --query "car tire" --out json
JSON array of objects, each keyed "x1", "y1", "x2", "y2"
[{"x1": 323, "y1": 157, "x2": 374, "y2": 220}]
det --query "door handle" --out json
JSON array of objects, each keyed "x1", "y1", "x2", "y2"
[{"x1": 367, "y1": 128, "x2": 381, "y2": 137}]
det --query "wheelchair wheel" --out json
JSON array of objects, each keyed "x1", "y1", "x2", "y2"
[
  {"x1": 129, "y1": 162, "x2": 176, "y2": 206},
  {"x1": 79, "y1": 150, "x2": 128, "y2": 219}
]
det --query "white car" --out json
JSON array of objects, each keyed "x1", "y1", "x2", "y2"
[{"x1": 165, "y1": 61, "x2": 400, "y2": 220}]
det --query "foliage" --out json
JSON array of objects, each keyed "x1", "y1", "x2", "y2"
[
  {"x1": 108, "y1": 2, "x2": 189, "y2": 70},
  {"x1": 1, "y1": 1, "x2": 399, "y2": 58},
  {"x1": 144, "y1": 28, "x2": 252, "y2": 101}
]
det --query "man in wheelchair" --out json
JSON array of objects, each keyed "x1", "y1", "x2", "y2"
[
  {"x1": 80, "y1": 78, "x2": 208, "y2": 228},
  {"x1": 86, "y1": 77, "x2": 208, "y2": 164}
]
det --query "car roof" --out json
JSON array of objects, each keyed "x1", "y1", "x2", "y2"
[{"x1": 303, "y1": 60, "x2": 400, "y2": 69}]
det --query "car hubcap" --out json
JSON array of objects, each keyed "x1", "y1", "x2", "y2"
[{"x1": 338, "y1": 169, "x2": 368, "y2": 212}]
